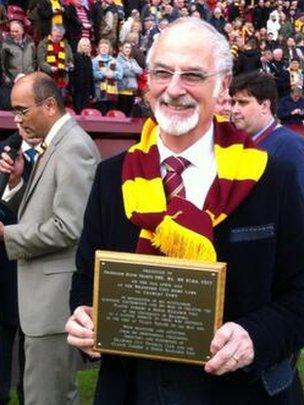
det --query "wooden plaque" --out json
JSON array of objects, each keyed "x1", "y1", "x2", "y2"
[{"x1": 93, "y1": 251, "x2": 226, "y2": 365}]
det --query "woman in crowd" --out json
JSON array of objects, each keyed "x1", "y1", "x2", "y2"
[
  {"x1": 72, "y1": 37, "x2": 95, "y2": 114},
  {"x1": 92, "y1": 38, "x2": 122, "y2": 115},
  {"x1": 116, "y1": 41, "x2": 143, "y2": 116}
]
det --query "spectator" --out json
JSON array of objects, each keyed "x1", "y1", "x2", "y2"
[
  {"x1": 123, "y1": 0, "x2": 145, "y2": 18},
  {"x1": 141, "y1": 0, "x2": 162, "y2": 24},
  {"x1": 119, "y1": 8, "x2": 140, "y2": 43},
  {"x1": 0, "y1": 20, "x2": 35, "y2": 87},
  {"x1": 92, "y1": 38, "x2": 122, "y2": 114},
  {"x1": 63, "y1": 0, "x2": 93, "y2": 53},
  {"x1": 278, "y1": 85, "x2": 304, "y2": 124},
  {"x1": 252, "y1": 0, "x2": 266, "y2": 30},
  {"x1": 265, "y1": 31, "x2": 279, "y2": 50},
  {"x1": 196, "y1": 0, "x2": 211, "y2": 20},
  {"x1": 267, "y1": 11, "x2": 281, "y2": 40},
  {"x1": 37, "y1": 24, "x2": 74, "y2": 102},
  {"x1": 126, "y1": 31, "x2": 146, "y2": 69},
  {"x1": 287, "y1": 58, "x2": 303, "y2": 88},
  {"x1": 210, "y1": 6, "x2": 226, "y2": 35},
  {"x1": 269, "y1": 47, "x2": 291, "y2": 97},
  {"x1": 261, "y1": 48, "x2": 273, "y2": 73},
  {"x1": 279, "y1": 12, "x2": 294, "y2": 39},
  {"x1": 116, "y1": 41, "x2": 143, "y2": 116},
  {"x1": 36, "y1": 0, "x2": 65, "y2": 39},
  {"x1": 98, "y1": 0, "x2": 120, "y2": 48},
  {"x1": 161, "y1": 2, "x2": 180, "y2": 22},
  {"x1": 0, "y1": 3, "x2": 8, "y2": 32},
  {"x1": 234, "y1": 38, "x2": 262, "y2": 75},
  {"x1": 284, "y1": 36, "x2": 303, "y2": 64},
  {"x1": 72, "y1": 37, "x2": 95, "y2": 114},
  {"x1": 214, "y1": 88, "x2": 233, "y2": 120},
  {"x1": 140, "y1": 15, "x2": 157, "y2": 53}
]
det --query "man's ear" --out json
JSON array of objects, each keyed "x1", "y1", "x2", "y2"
[
  {"x1": 219, "y1": 74, "x2": 232, "y2": 98},
  {"x1": 261, "y1": 99, "x2": 271, "y2": 114}
]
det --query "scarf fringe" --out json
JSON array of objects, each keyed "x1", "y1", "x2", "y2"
[{"x1": 152, "y1": 215, "x2": 217, "y2": 262}]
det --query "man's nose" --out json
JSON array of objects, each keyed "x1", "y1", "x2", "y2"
[
  {"x1": 166, "y1": 73, "x2": 187, "y2": 98},
  {"x1": 231, "y1": 102, "x2": 239, "y2": 113}
]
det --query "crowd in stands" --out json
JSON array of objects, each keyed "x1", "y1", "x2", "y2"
[{"x1": 1, "y1": 0, "x2": 304, "y2": 122}]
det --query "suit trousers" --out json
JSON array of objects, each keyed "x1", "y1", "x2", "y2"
[{"x1": 24, "y1": 333, "x2": 80, "y2": 405}]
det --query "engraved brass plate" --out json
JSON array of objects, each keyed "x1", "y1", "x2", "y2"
[{"x1": 93, "y1": 251, "x2": 226, "y2": 365}]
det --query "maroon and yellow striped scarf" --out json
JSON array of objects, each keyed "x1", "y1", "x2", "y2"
[
  {"x1": 122, "y1": 118, "x2": 268, "y2": 262},
  {"x1": 99, "y1": 60, "x2": 118, "y2": 101},
  {"x1": 46, "y1": 37, "x2": 67, "y2": 87},
  {"x1": 46, "y1": 36, "x2": 66, "y2": 70}
]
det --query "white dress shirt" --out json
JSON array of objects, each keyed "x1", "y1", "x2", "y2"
[{"x1": 157, "y1": 123, "x2": 217, "y2": 210}]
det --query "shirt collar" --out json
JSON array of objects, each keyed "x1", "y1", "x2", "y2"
[
  {"x1": 252, "y1": 117, "x2": 281, "y2": 142},
  {"x1": 157, "y1": 122, "x2": 214, "y2": 169},
  {"x1": 42, "y1": 113, "x2": 70, "y2": 148}
]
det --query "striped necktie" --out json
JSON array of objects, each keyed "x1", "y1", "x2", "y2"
[{"x1": 163, "y1": 156, "x2": 191, "y2": 201}]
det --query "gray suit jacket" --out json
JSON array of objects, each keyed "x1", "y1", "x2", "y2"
[{"x1": 4, "y1": 117, "x2": 100, "y2": 336}]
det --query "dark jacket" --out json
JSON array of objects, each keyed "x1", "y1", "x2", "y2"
[
  {"x1": 36, "y1": 0, "x2": 63, "y2": 38},
  {"x1": 72, "y1": 52, "x2": 95, "y2": 97},
  {"x1": 234, "y1": 49, "x2": 262, "y2": 75},
  {"x1": 278, "y1": 95, "x2": 304, "y2": 125},
  {"x1": 70, "y1": 121, "x2": 304, "y2": 405}
]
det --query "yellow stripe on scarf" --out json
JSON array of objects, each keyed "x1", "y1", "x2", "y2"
[
  {"x1": 206, "y1": 211, "x2": 227, "y2": 227},
  {"x1": 152, "y1": 215, "x2": 217, "y2": 262},
  {"x1": 122, "y1": 177, "x2": 166, "y2": 218},
  {"x1": 215, "y1": 144, "x2": 268, "y2": 180},
  {"x1": 47, "y1": 55, "x2": 56, "y2": 63},
  {"x1": 129, "y1": 119, "x2": 157, "y2": 154},
  {"x1": 214, "y1": 113, "x2": 229, "y2": 123}
]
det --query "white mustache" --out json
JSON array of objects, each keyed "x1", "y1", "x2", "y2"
[{"x1": 158, "y1": 94, "x2": 197, "y2": 108}]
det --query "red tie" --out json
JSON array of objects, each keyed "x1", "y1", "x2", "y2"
[{"x1": 163, "y1": 156, "x2": 191, "y2": 201}]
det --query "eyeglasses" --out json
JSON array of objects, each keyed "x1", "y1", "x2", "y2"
[
  {"x1": 149, "y1": 68, "x2": 228, "y2": 86},
  {"x1": 12, "y1": 99, "x2": 48, "y2": 118}
]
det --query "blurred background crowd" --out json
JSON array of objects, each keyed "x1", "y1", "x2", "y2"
[{"x1": 1, "y1": 0, "x2": 304, "y2": 119}]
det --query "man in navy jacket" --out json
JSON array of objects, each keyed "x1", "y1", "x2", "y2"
[{"x1": 66, "y1": 19, "x2": 304, "y2": 404}]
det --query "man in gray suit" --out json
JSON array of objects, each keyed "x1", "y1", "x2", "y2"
[{"x1": 0, "y1": 72, "x2": 100, "y2": 405}]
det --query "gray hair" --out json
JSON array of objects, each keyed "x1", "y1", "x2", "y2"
[
  {"x1": 146, "y1": 17, "x2": 233, "y2": 73},
  {"x1": 52, "y1": 24, "x2": 66, "y2": 36}
]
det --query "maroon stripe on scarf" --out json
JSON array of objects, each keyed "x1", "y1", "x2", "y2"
[
  {"x1": 167, "y1": 197, "x2": 214, "y2": 240},
  {"x1": 204, "y1": 178, "x2": 257, "y2": 217},
  {"x1": 137, "y1": 238, "x2": 163, "y2": 255},
  {"x1": 122, "y1": 145, "x2": 161, "y2": 182},
  {"x1": 214, "y1": 119, "x2": 254, "y2": 148},
  {"x1": 131, "y1": 212, "x2": 166, "y2": 232}
]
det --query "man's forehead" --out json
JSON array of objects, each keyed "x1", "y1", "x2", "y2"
[
  {"x1": 11, "y1": 82, "x2": 34, "y2": 104},
  {"x1": 151, "y1": 29, "x2": 214, "y2": 68}
]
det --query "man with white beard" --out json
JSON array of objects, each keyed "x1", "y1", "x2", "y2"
[{"x1": 65, "y1": 18, "x2": 304, "y2": 405}]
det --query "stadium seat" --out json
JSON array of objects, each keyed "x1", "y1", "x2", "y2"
[
  {"x1": 81, "y1": 108, "x2": 103, "y2": 118},
  {"x1": 106, "y1": 110, "x2": 126, "y2": 119}
]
